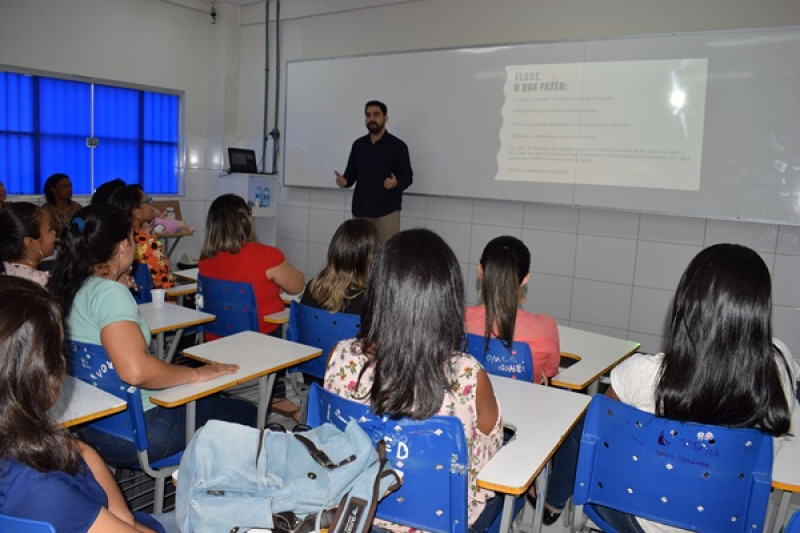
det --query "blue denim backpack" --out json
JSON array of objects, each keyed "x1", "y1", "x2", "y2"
[{"x1": 176, "y1": 420, "x2": 400, "y2": 533}]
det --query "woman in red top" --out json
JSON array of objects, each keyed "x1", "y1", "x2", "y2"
[{"x1": 199, "y1": 194, "x2": 304, "y2": 335}]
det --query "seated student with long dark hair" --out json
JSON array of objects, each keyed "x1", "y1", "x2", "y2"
[
  {"x1": 324, "y1": 229, "x2": 504, "y2": 532},
  {"x1": 0, "y1": 277, "x2": 172, "y2": 532},
  {"x1": 548, "y1": 243, "x2": 799, "y2": 532},
  {"x1": 465, "y1": 235, "x2": 560, "y2": 385},
  {"x1": 47, "y1": 204, "x2": 257, "y2": 468},
  {"x1": 300, "y1": 218, "x2": 379, "y2": 315}
]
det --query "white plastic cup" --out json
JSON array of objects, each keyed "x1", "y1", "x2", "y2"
[{"x1": 151, "y1": 289, "x2": 166, "y2": 308}]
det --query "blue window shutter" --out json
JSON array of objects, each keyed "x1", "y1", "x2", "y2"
[
  {"x1": 38, "y1": 77, "x2": 91, "y2": 194},
  {"x1": 1, "y1": 71, "x2": 180, "y2": 195},
  {"x1": 143, "y1": 92, "x2": 180, "y2": 193},
  {"x1": 94, "y1": 84, "x2": 140, "y2": 187},
  {"x1": 0, "y1": 72, "x2": 35, "y2": 194}
]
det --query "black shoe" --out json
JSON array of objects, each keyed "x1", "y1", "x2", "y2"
[
  {"x1": 542, "y1": 508, "x2": 561, "y2": 526},
  {"x1": 525, "y1": 492, "x2": 561, "y2": 526}
]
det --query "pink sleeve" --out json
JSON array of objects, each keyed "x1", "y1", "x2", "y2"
[
  {"x1": 523, "y1": 337, "x2": 561, "y2": 378},
  {"x1": 464, "y1": 306, "x2": 485, "y2": 335},
  {"x1": 515, "y1": 312, "x2": 560, "y2": 379}
]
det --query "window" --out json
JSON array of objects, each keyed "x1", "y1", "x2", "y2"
[{"x1": 0, "y1": 70, "x2": 181, "y2": 195}]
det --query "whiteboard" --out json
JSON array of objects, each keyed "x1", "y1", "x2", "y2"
[{"x1": 283, "y1": 28, "x2": 800, "y2": 225}]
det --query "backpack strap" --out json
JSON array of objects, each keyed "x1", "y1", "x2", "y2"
[
  {"x1": 295, "y1": 433, "x2": 358, "y2": 469},
  {"x1": 326, "y1": 440, "x2": 402, "y2": 533}
]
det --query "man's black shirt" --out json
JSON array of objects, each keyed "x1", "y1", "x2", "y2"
[{"x1": 342, "y1": 131, "x2": 413, "y2": 218}]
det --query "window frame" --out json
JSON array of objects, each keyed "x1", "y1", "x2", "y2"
[{"x1": 0, "y1": 65, "x2": 185, "y2": 197}]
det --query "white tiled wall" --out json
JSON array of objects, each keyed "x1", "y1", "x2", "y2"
[{"x1": 270, "y1": 186, "x2": 800, "y2": 358}]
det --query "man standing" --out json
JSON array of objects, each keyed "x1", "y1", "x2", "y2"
[{"x1": 335, "y1": 100, "x2": 413, "y2": 243}]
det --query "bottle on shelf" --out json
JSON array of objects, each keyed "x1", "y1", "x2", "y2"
[{"x1": 260, "y1": 186, "x2": 270, "y2": 207}]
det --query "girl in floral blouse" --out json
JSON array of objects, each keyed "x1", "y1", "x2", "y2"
[
  {"x1": 108, "y1": 184, "x2": 175, "y2": 289},
  {"x1": 324, "y1": 228, "x2": 504, "y2": 532}
]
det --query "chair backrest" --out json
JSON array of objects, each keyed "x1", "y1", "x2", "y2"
[
  {"x1": 286, "y1": 301, "x2": 361, "y2": 379},
  {"x1": 306, "y1": 383, "x2": 469, "y2": 533},
  {"x1": 131, "y1": 261, "x2": 153, "y2": 303},
  {"x1": 64, "y1": 340, "x2": 149, "y2": 452},
  {"x1": 463, "y1": 332, "x2": 534, "y2": 381},
  {"x1": 786, "y1": 510, "x2": 800, "y2": 533},
  {"x1": 197, "y1": 274, "x2": 260, "y2": 337},
  {"x1": 573, "y1": 395, "x2": 774, "y2": 533},
  {"x1": 0, "y1": 513, "x2": 56, "y2": 533}
]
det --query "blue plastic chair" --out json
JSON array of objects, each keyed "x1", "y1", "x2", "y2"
[
  {"x1": 571, "y1": 395, "x2": 774, "y2": 533},
  {"x1": 463, "y1": 332, "x2": 534, "y2": 381},
  {"x1": 307, "y1": 383, "x2": 521, "y2": 533},
  {"x1": 197, "y1": 274, "x2": 260, "y2": 337},
  {"x1": 131, "y1": 262, "x2": 153, "y2": 303},
  {"x1": 0, "y1": 513, "x2": 56, "y2": 533},
  {"x1": 307, "y1": 383, "x2": 469, "y2": 533},
  {"x1": 785, "y1": 510, "x2": 800, "y2": 533},
  {"x1": 65, "y1": 340, "x2": 183, "y2": 513},
  {"x1": 286, "y1": 301, "x2": 361, "y2": 380}
]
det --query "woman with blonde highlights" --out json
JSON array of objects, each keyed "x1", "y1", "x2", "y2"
[{"x1": 301, "y1": 219, "x2": 379, "y2": 314}]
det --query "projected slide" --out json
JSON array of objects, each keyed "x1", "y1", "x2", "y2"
[{"x1": 496, "y1": 59, "x2": 708, "y2": 190}]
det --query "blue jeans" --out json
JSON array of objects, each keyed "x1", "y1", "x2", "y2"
[
  {"x1": 546, "y1": 414, "x2": 585, "y2": 510},
  {"x1": 78, "y1": 396, "x2": 258, "y2": 467}
]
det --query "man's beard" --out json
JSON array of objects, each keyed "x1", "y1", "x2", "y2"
[{"x1": 367, "y1": 122, "x2": 383, "y2": 134}]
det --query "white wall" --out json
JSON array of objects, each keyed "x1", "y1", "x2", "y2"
[
  {"x1": 238, "y1": 0, "x2": 800, "y2": 356},
  {"x1": 3, "y1": 0, "x2": 800, "y2": 356}
]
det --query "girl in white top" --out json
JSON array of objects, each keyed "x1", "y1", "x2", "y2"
[{"x1": 604, "y1": 243, "x2": 798, "y2": 533}]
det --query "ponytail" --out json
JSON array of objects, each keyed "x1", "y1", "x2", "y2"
[
  {"x1": 478, "y1": 236, "x2": 531, "y2": 348},
  {"x1": 47, "y1": 204, "x2": 131, "y2": 319}
]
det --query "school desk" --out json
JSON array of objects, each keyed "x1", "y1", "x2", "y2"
[
  {"x1": 552, "y1": 325, "x2": 641, "y2": 394},
  {"x1": 50, "y1": 375, "x2": 127, "y2": 428},
  {"x1": 139, "y1": 302, "x2": 215, "y2": 362},
  {"x1": 148, "y1": 331, "x2": 321, "y2": 444},
  {"x1": 478, "y1": 375, "x2": 591, "y2": 533}
]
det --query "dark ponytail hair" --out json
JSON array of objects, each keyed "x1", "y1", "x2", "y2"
[
  {"x1": 47, "y1": 204, "x2": 132, "y2": 319},
  {"x1": 0, "y1": 276, "x2": 81, "y2": 473},
  {"x1": 0, "y1": 202, "x2": 44, "y2": 269},
  {"x1": 478, "y1": 236, "x2": 531, "y2": 348}
]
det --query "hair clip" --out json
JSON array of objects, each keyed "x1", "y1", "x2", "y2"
[{"x1": 73, "y1": 217, "x2": 86, "y2": 234}]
